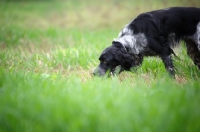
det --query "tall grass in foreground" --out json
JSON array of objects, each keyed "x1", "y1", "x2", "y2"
[
  {"x1": 0, "y1": 69, "x2": 200, "y2": 132},
  {"x1": 1, "y1": 0, "x2": 200, "y2": 131}
]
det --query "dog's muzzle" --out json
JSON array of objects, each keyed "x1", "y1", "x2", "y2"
[
  {"x1": 93, "y1": 65, "x2": 122, "y2": 77},
  {"x1": 93, "y1": 66, "x2": 106, "y2": 76}
]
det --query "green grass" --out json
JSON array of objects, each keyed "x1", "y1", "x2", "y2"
[
  {"x1": 1, "y1": 0, "x2": 200, "y2": 131},
  {"x1": 1, "y1": 70, "x2": 200, "y2": 132}
]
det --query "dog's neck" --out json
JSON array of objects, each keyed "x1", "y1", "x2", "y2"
[
  {"x1": 113, "y1": 34, "x2": 148, "y2": 55},
  {"x1": 113, "y1": 25, "x2": 148, "y2": 55}
]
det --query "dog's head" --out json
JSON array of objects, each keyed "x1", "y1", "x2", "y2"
[{"x1": 93, "y1": 41, "x2": 142, "y2": 76}]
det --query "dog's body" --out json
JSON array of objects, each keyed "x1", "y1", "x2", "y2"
[{"x1": 93, "y1": 7, "x2": 200, "y2": 77}]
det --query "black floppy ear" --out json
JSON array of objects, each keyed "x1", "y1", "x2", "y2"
[
  {"x1": 115, "y1": 49, "x2": 136, "y2": 70},
  {"x1": 121, "y1": 54, "x2": 136, "y2": 70}
]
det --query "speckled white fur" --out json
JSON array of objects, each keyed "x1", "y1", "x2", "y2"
[
  {"x1": 113, "y1": 25, "x2": 148, "y2": 55},
  {"x1": 196, "y1": 22, "x2": 200, "y2": 50}
]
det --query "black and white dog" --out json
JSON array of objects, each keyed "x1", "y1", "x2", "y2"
[{"x1": 93, "y1": 7, "x2": 200, "y2": 77}]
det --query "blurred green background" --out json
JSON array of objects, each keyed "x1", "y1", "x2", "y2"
[{"x1": 1, "y1": 0, "x2": 200, "y2": 132}]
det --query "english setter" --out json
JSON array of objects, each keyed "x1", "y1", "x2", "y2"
[{"x1": 93, "y1": 7, "x2": 200, "y2": 77}]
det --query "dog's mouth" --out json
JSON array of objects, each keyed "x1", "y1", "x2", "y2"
[{"x1": 93, "y1": 65, "x2": 122, "y2": 77}]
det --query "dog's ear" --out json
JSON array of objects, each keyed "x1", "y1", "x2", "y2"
[
  {"x1": 122, "y1": 54, "x2": 137, "y2": 70},
  {"x1": 115, "y1": 49, "x2": 143, "y2": 71},
  {"x1": 115, "y1": 49, "x2": 136, "y2": 70}
]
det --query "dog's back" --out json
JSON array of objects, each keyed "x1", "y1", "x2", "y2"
[
  {"x1": 150, "y1": 7, "x2": 200, "y2": 36},
  {"x1": 130, "y1": 7, "x2": 200, "y2": 36}
]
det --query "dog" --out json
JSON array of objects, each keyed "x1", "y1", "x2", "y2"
[{"x1": 93, "y1": 7, "x2": 200, "y2": 77}]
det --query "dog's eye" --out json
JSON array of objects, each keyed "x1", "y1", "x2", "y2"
[{"x1": 100, "y1": 60, "x2": 106, "y2": 64}]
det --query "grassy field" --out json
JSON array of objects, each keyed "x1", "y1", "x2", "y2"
[{"x1": 1, "y1": 0, "x2": 200, "y2": 131}]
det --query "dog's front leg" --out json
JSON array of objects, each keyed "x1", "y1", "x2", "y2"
[{"x1": 161, "y1": 55, "x2": 175, "y2": 77}]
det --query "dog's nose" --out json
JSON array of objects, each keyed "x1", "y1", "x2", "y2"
[
  {"x1": 93, "y1": 67, "x2": 103, "y2": 76},
  {"x1": 92, "y1": 71, "x2": 96, "y2": 76},
  {"x1": 92, "y1": 68, "x2": 98, "y2": 76}
]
